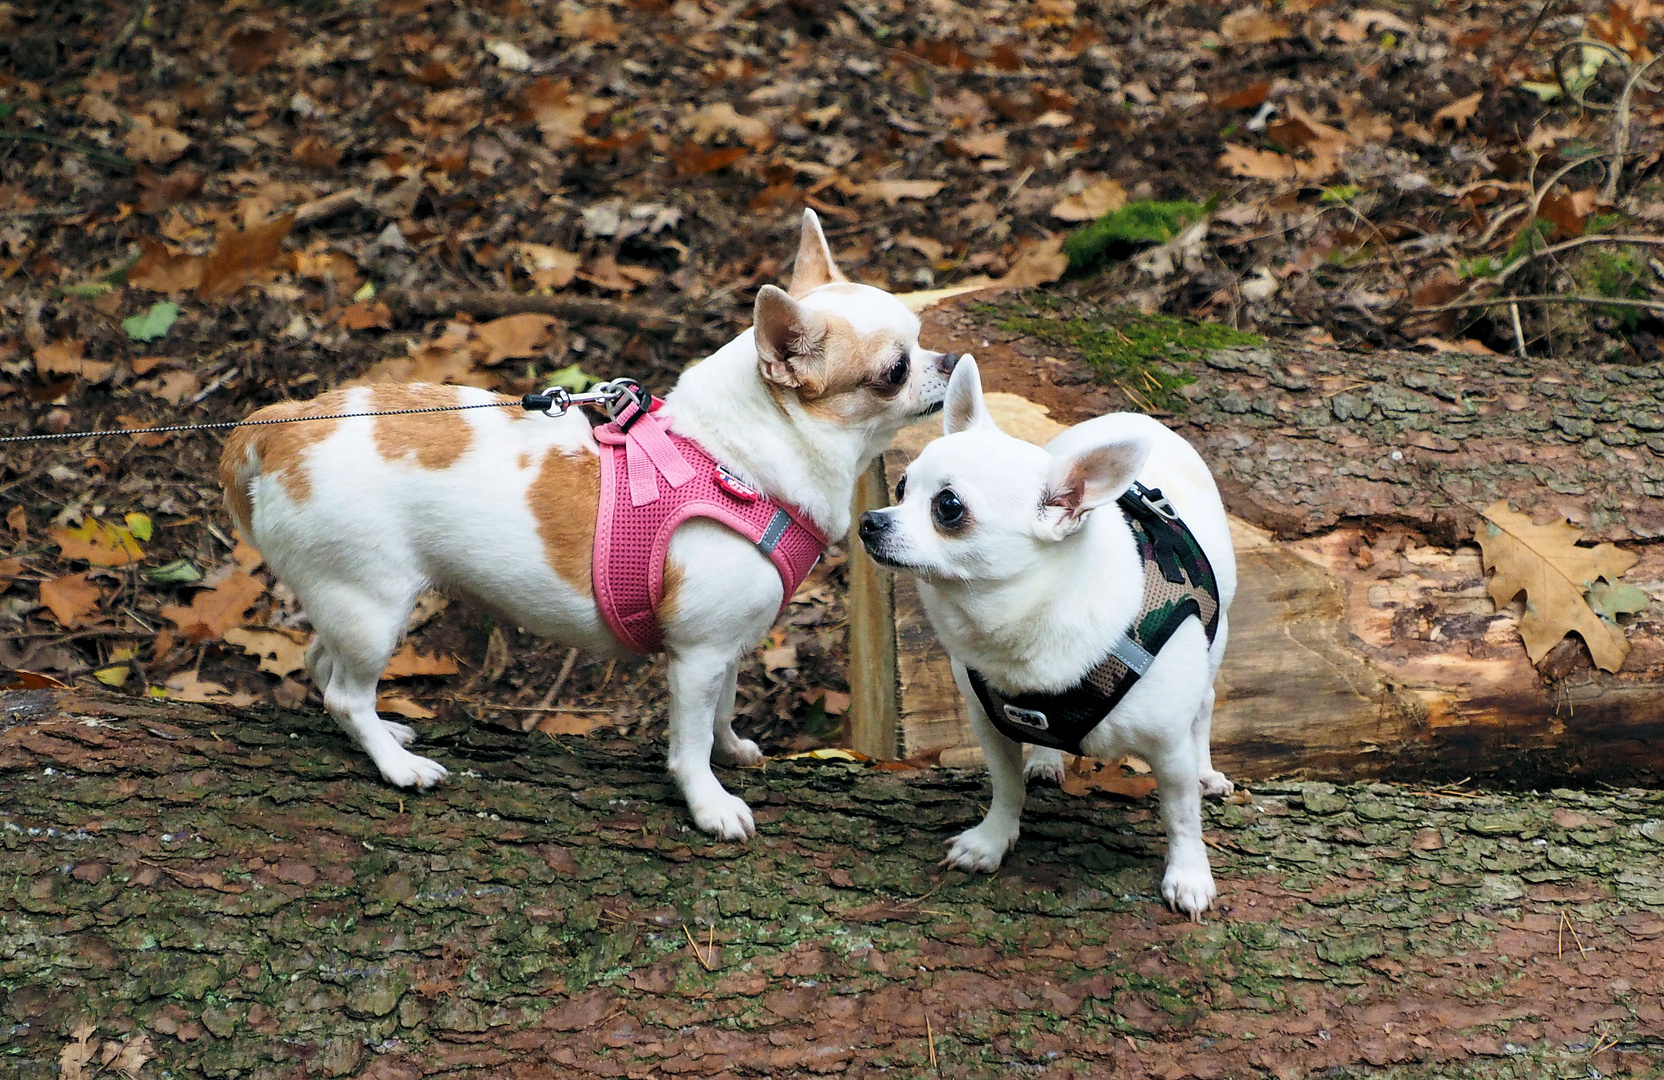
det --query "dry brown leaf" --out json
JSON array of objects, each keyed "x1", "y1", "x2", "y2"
[
  {"x1": 165, "y1": 669, "x2": 259, "y2": 707},
  {"x1": 1060, "y1": 756, "x2": 1159, "y2": 799},
  {"x1": 1433, "y1": 91, "x2": 1483, "y2": 129},
  {"x1": 111, "y1": 1033, "x2": 154, "y2": 1079},
  {"x1": 51, "y1": 519, "x2": 143, "y2": 566},
  {"x1": 1050, "y1": 178, "x2": 1127, "y2": 222},
  {"x1": 561, "y1": 4, "x2": 621, "y2": 42},
  {"x1": 523, "y1": 78, "x2": 601, "y2": 149},
  {"x1": 896, "y1": 232, "x2": 947, "y2": 261},
  {"x1": 1477, "y1": 501, "x2": 1640, "y2": 672},
  {"x1": 161, "y1": 572, "x2": 267, "y2": 642},
  {"x1": 954, "y1": 131, "x2": 1008, "y2": 158},
  {"x1": 687, "y1": 102, "x2": 774, "y2": 148},
  {"x1": 198, "y1": 213, "x2": 295, "y2": 300},
  {"x1": 535, "y1": 711, "x2": 609, "y2": 736},
  {"x1": 851, "y1": 180, "x2": 946, "y2": 206},
  {"x1": 40, "y1": 573, "x2": 103, "y2": 627},
  {"x1": 35, "y1": 339, "x2": 116, "y2": 384},
  {"x1": 1219, "y1": 8, "x2": 1293, "y2": 43},
  {"x1": 125, "y1": 114, "x2": 192, "y2": 164},
  {"x1": 137, "y1": 369, "x2": 201, "y2": 404},
  {"x1": 515, "y1": 242, "x2": 581, "y2": 289},
  {"x1": 577, "y1": 253, "x2": 657, "y2": 292},
  {"x1": 474, "y1": 313, "x2": 563, "y2": 363},
  {"x1": 383, "y1": 644, "x2": 461, "y2": 678},
  {"x1": 128, "y1": 237, "x2": 204, "y2": 294},
  {"x1": 377, "y1": 694, "x2": 436, "y2": 719},
  {"x1": 136, "y1": 166, "x2": 203, "y2": 214},
  {"x1": 671, "y1": 142, "x2": 750, "y2": 175},
  {"x1": 997, "y1": 234, "x2": 1068, "y2": 287},
  {"x1": 1415, "y1": 336, "x2": 1496, "y2": 355},
  {"x1": 761, "y1": 643, "x2": 798, "y2": 670},
  {"x1": 340, "y1": 300, "x2": 392, "y2": 330},
  {"x1": 224, "y1": 626, "x2": 311, "y2": 677},
  {"x1": 59, "y1": 1022, "x2": 98, "y2": 1080}
]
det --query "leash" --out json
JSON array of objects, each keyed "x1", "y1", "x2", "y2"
[{"x1": 0, "y1": 379, "x2": 650, "y2": 445}]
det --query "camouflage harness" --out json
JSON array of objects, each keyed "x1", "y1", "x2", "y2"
[{"x1": 967, "y1": 483, "x2": 1221, "y2": 756}]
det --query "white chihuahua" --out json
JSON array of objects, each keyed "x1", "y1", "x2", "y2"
[
  {"x1": 220, "y1": 210, "x2": 957, "y2": 840},
  {"x1": 857, "y1": 358, "x2": 1236, "y2": 919}
]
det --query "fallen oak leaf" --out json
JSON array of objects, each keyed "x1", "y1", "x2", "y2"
[
  {"x1": 535, "y1": 711, "x2": 608, "y2": 735},
  {"x1": 1433, "y1": 91, "x2": 1483, "y2": 129},
  {"x1": 51, "y1": 518, "x2": 143, "y2": 566},
  {"x1": 198, "y1": 213, "x2": 295, "y2": 300},
  {"x1": 160, "y1": 572, "x2": 266, "y2": 642},
  {"x1": 850, "y1": 180, "x2": 946, "y2": 206},
  {"x1": 163, "y1": 669, "x2": 260, "y2": 706},
  {"x1": 110, "y1": 1032, "x2": 154, "y2": 1079},
  {"x1": 382, "y1": 644, "x2": 460, "y2": 678},
  {"x1": 997, "y1": 234, "x2": 1068, "y2": 287},
  {"x1": 1050, "y1": 178, "x2": 1127, "y2": 222},
  {"x1": 1060, "y1": 756, "x2": 1159, "y2": 799},
  {"x1": 377, "y1": 694, "x2": 437, "y2": 720},
  {"x1": 472, "y1": 313, "x2": 564, "y2": 364},
  {"x1": 127, "y1": 237, "x2": 204, "y2": 294},
  {"x1": 34, "y1": 339, "x2": 117, "y2": 384},
  {"x1": 39, "y1": 573, "x2": 104, "y2": 627},
  {"x1": 1477, "y1": 500, "x2": 1640, "y2": 672},
  {"x1": 59, "y1": 1022, "x2": 98, "y2": 1080},
  {"x1": 223, "y1": 626, "x2": 311, "y2": 677}
]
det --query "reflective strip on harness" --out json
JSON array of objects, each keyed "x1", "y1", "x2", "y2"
[
  {"x1": 1108, "y1": 634, "x2": 1156, "y2": 676},
  {"x1": 756, "y1": 508, "x2": 793, "y2": 555}
]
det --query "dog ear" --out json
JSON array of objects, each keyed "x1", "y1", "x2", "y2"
[
  {"x1": 943, "y1": 355, "x2": 992, "y2": 435},
  {"x1": 754, "y1": 284, "x2": 827, "y2": 391},
  {"x1": 1041, "y1": 435, "x2": 1150, "y2": 536},
  {"x1": 788, "y1": 209, "x2": 846, "y2": 298}
]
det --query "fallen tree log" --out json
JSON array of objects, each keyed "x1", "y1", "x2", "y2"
[
  {"x1": 4, "y1": 686, "x2": 1664, "y2": 1079},
  {"x1": 851, "y1": 294, "x2": 1664, "y2": 786}
]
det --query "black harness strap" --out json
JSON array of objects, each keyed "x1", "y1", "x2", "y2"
[{"x1": 968, "y1": 483, "x2": 1221, "y2": 756}]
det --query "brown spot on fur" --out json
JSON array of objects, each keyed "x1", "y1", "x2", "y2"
[
  {"x1": 519, "y1": 452, "x2": 532, "y2": 471},
  {"x1": 797, "y1": 314, "x2": 905, "y2": 422},
  {"x1": 529, "y1": 445, "x2": 600, "y2": 596},
  {"x1": 658, "y1": 558, "x2": 684, "y2": 625},
  {"x1": 218, "y1": 395, "x2": 346, "y2": 528},
  {"x1": 373, "y1": 384, "x2": 474, "y2": 470}
]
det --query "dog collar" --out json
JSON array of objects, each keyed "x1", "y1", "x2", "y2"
[{"x1": 966, "y1": 483, "x2": 1221, "y2": 756}]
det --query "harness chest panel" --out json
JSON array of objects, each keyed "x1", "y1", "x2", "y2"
[
  {"x1": 592, "y1": 402, "x2": 825, "y2": 655},
  {"x1": 968, "y1": 484, "x2": 1221, "y2": 756}
]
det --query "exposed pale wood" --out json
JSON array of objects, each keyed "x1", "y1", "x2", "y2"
[{"x1": 845, "y1": 457, "x2": 899, "y2": 759}]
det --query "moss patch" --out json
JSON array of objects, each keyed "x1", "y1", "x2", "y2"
[
  {"x1": 977, "y1": 297, "x2": 1262, "y2": 411},
  {"x1": 1062, "y1": 200, "x2": 1209, "y2": 273}
]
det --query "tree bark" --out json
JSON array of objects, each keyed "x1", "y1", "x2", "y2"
[
  {"x1": 4, "y1": 686, "x2": 1664, "y2": 1079},
  {"x1": 888, "y1": 297, "x2": 1664, "y2": 786}
]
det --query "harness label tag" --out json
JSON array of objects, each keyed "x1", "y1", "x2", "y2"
[
  {"x1": 1002, "y1": 703, "x2": 1050, "y2": 731},
  {"x1": 714, "y1": 465, "x2": 760, "y2": 502}
]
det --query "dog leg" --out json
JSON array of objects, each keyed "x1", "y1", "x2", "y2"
[
  {"x1": 711, "y1": 660, "x2": 763, "y2": 767},
  {"x1": 944, "y1": 678, "x2": 1026, "y2": 872},
  {"x1": 307, "y1": 586, "x2": 447, "y2": 789},
  {"x1": 1151, "y1": 746, "x2": 1215, "y2": 921},
  {"x1": 1192, "y1": 685, "x2": 1233, "y2": 798},
  {"x1": 668, "y1": 649, "x2": 755, "y2": 840},
  {"x1": 1024, "y1": 745, "x2": 1066, "y2": 785},
  {"x1": 306, "y1": 631, "x2": 416, "y2": 748}
]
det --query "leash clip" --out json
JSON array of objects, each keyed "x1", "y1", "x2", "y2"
[
  {"x1": 521, "y1": 385, "x2": 576, "y2": 415},
  {"x1": 1131, "y1": 484, "x2": 1180, "y2": 521},
  {"x1": 522, "y1": 377, "x2": 649, "y2": 422}
]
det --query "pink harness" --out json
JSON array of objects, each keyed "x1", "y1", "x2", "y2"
[{"x1": 592, "y1": 396, "x2": 827, "y2": 655}]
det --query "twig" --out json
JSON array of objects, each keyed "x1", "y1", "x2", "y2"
[
  {"x1": 444, "y1": 697, "x2": 608, "y2": 713},
  {"x1": 95, "y1": 1, "x2": 153, "y2": 70},
  {"x1": 925, "y1": 1010, "x2": 938, "y2": 1070},
  {"x1": 1509, "y1": 302, "x2": 1527, "y2": 358},
  {"x1": 1604, "y1": 53, "x2": 1664, "y2": 202},
  {"x1": 1413, "y1": 293, "x2": 1664, "y2": 316},
  {"x1": 682, "y1": 923, "x2": 715, "y2": 970},
  {"x1": 0, "y1": 205, "x2": 84, "y2": 221},
  {"x1": 293, "y1": 188, "x2": 368, "y2": 226},
  {"x1": 520, "y1": 648, "x2": 580, "y2": 733},
  {"x1": 1499, "y1": 0, "x2": 1558, "y2": 71},
  {"x1": 0, "y1": 132, "x2": 134, "y2": 171},
  {"x1": 380, "y1": 287, "x2": 677, "y2": 330}
]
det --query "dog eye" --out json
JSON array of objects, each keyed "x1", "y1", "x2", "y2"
[
  {"x1": 931, "y1": 488, "x2": 965, "y2": 529},
  {"x1": 884, "y1": 353, "x2": 909, "y2": 387},
  {"x1": 895, "y1": 474, "x2": 907, "y2": 501}
]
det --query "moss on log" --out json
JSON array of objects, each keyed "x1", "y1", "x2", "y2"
[{"x1": 4, "y1": 688, "x2": 1664, "y2": 1078}]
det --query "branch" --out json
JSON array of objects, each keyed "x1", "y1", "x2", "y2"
[
  {"x1": 0, "y1": 131, "x2": 133, "y2": 170},
  {"x1": 1411, "y1": 292, "x2": 1664, "y2": 315},
  {"x1": 379, "y1": 287, "x2": 680, "y2": 330}
]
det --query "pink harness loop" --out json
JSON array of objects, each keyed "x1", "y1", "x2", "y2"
[{"x1": 592, "y1": 398, "x2": 827, "y2": 655}]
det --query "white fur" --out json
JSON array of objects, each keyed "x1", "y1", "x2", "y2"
[
  {"x1": 858, "y1": 358, "x2": 1237, "y2": 920},
  {"x1": 228, "y1": 211, "x2": 955, "y2": 840}
]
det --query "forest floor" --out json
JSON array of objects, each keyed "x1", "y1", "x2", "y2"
[{"x1": 8, "y1": 0, "x2": 1664, "y2": 1075}]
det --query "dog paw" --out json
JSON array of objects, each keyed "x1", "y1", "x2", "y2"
[
  {"x1": 942, "y1": 824, "x2": 1017, "y2": 873},
  {"x1": 1024, "y1": 748, "x2": 1066, "y2": 786},
  {"x1": 379, "y1": 751, "x2": 448, "y2": 790},
  {"x1": 1162, "y1": 861, "x2": 1217, "y2": 922},
  {"x1": 714, "y1": 737, "x2": 765, "y2": 768},
  {"x1": 690, "y1": 792, "x2": 756, "y2": 841},
  {"x1": 383, "y1": 720, "x2": 418, "y2": 748},
  {"x1": 1199, "y1": 770, "x2": 1235, "y2": 798}
]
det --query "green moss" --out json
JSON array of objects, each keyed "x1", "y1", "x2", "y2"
[
  {"x1": 979, "y1": 301, "x2": 1261, "y2": 411},
  {"x1": 1576, "y1": 247, "x2": 1651, "y2": 328},
  {"x1": 1062, "y1": 200, "x2": 1209, "y2": 273}
]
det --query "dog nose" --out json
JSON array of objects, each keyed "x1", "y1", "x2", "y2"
[
  {"x1": 936, "y1": 352, "x2": 960, "y2": 375},
  {"x1": 858, "y1": 511, "x2": 888, "y2": 544}
]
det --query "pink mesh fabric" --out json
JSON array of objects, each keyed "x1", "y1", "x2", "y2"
[{"x1": 593, "y1": 402, "x2": 826, "y2": 655}]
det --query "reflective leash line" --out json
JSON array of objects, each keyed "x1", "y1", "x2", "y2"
[
  {"x1": 0, "y1": 401, "x2": 528, "y2": 445},
  {"x1": 0, "y1": 378, "x2": 649, "y2": 445}
]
